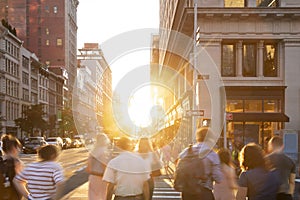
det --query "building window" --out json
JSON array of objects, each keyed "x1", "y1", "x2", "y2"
[
  {"x1": 45, "y1": 5, "x2": 49, "y2": 12},
  {"x1": 57, "y1": 39, "x2": 62, "y2": 46},
  {"x1": 226, "y1": 100, "x2": 243, "y2": 112},
  {"x1": 22, "y1": 56, "x2": 29, "y2": 69},
  {"x1": 22, "y1": 72, "x2": 29, "y2": 85},
  {"x1": 53, "y1": 6, "x2": 58, "y2": 13},
  {"x1": 244, "y1": 100, "x2": 262, "y2": 112},
  {"x1": 46, "y1": 28, "x2": 49, "y2": 35},
  {"x1": 242, "y1": 43, "x2": 256, "y2": 77},
  {"x1": 225, "y1": 0, "x2": 245, "y2": 7},
  {"x1": 222, "y1": 44, "x2": 235, "y2": 77},
  {"x1": 46, "y1": 40, "x2": 50, "y2": 46},
  {"x1": 263, "y1": 43, "x2": 278, "y2": 77},
  {"x1": 263, "y1": 99, "x2": 281, "y2": 113}
]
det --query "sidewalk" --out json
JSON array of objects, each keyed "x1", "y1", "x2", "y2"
[{"x1": 61, "y1": 163, "x2": 176, "y2": 200}]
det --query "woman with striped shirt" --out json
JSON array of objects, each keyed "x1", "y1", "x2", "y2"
[{"x1": 14, "y1": 144, "x2": 64, "y2": 200}]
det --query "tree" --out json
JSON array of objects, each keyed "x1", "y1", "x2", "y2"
[
  {"x1": 60, "y1": 107, "x2": 77, "y2": 138},
  {"x1": 14, "y1": 104, "x2": 48, "y2": 136}
]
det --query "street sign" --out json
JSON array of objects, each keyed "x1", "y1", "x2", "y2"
[
  {"x1": 186, "y1": 110, "x2": 204, "y2": 116},
  {"x1": 226, "y1": 113, "x2": 233, "y2": 120}
]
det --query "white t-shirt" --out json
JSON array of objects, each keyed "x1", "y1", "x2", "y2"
[{"x1": 103, "y1": 152, "x2": 150, "y2": 196}]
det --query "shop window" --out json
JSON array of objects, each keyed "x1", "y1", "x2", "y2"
[
  {"x1": 263, "y1": 44, "x2": 278, "y2": 77},
  {"x1": 222, "y1": 44, "x2": 235, "y2": 77},
  {"x1": 263, "y1": 99, "x2": 281, "y2": 113},
  {"x1": 242, "y1": 44, "x2": 256, "y2": 77},
  {"x1": 225, "y1": 0, "x2": 245, "y2": 7},
  {"x1": 244, "y1": 100, "x2": 262, "y2": 112},
  {"x1": 226, "y1": 100, "x2": 243, "y2": 112}
]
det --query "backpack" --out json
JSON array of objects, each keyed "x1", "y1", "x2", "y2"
[
  {"x1": 0, "y1": 156, "x2": 19, "y2": 200},
  {"x1": 173, "y1": 145, "x2": 208, "y2": 194}
]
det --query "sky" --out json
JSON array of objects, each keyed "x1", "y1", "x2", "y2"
[
  {"x1": 77, "y1": 0, "x2": 160, "y2": 127},
  {"x1": 77, "y1": 0, "x2": 159, "y2": 88}
]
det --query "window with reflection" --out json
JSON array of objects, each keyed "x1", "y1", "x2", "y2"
[
  {"x1": 224, "y1": 0, "x2": 245, "y2": 7},
  {"x1": 226, "y1": 100, "x2": 243, "y2": 112},
  {"x1": 243, "y1": 44, "x2": 256, "y2": 77},
  {"x1": 263, "y1": 99, "x2": 280, "y2": 112},
  {"x1": 222, "y1": 44, "x2": 235, "y2": 77},
  {"x1": 244, "y1": 100, "x2": 262, "y2": 112},
  {"x1": 263, "y1": 44, "x2": 278, "y2": 77}
]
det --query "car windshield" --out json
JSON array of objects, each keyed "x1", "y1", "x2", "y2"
[
  {"x1": 46, "y1": 139, "x2": 56, "y2": 142},
  {"x1": 29, "y1": 140, "x2": 40, "y2": 145}
]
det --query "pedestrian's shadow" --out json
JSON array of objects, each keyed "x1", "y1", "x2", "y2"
[{"x1": 62, "y1": 168, "x2": 89, "y2": 197}]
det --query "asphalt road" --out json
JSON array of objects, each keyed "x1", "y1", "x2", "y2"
[{"x1": 20, "y1": 146, "x2": 90, "y2": 197}]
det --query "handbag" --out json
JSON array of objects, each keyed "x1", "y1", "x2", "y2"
[{"x1": 89, "y1": 156, "x2": 105, "y2": 176}]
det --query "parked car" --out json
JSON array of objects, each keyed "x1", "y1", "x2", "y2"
[
  {"x1": 46, "y1": 137, "x2": 63, "y2": 149},
  {"x1": 73, "y1": 135, "x2": 85, "y2": 147},
  {"x1": 70, "y1": 139, "x2": 81, "y2": 148},
  {"x1": 23, "y1": 140, "x2": 48, "y2": 154},
  {"x1": 62, "y1": 137, "x2": 72, "y2": 149}
]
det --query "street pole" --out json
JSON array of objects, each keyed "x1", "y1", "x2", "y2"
[{"x1": 192, "y1": 0, "x2": 198, "y2": 142}]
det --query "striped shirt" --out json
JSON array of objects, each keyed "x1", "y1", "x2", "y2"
[{"x1": 15, "y1": 161, "x2": 64, "y2": 200}]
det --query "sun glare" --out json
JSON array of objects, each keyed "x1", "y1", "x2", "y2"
[{"x1": 128, "y1": 86, "x2": 153, "y2": 127}]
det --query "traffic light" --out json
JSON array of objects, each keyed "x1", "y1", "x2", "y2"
[{"x1": 202, "y1": 118, "x2": 211, "y2": 127}]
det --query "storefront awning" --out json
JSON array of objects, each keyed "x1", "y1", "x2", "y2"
[{"x1": 228, "y1": 113, "x2": 289, "y2": 122}]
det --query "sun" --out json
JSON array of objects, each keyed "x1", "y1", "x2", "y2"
[{"x1": 128, "y1": 86, "x2": 153, "y2": 128}]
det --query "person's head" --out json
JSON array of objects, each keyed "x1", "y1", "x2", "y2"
[
  {"x1": 267, "y1": 136, "x2": 283, "y2": 153},
  {"x1": 239, "y1": 143, "x2": 265, "y2": 171},
  {"x1": 137, "y1": 137, "x2": 154, "y2": 153},
  {"x1": 195, "y1": 127, "x2": 211, "y2": 142},
  {"x1": 217, "y1": 148, "x2": 231, "y2": 166},
  {"x1": 94, "y1": 133, "x2": 110, "y2": 148},
  {"x1": 38, "y1": 144, "x2": 59, "y2": 161},
  {"x1": 1, "y1": 134, "x2": 22, "y2": 156},
  {"x1": 116, "y1": 137, "x2": 133, "y2": 151}
]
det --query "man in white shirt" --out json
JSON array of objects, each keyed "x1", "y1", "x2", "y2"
[{"x1": 103, "y1": 137, "x2": 150, "y2": 200}]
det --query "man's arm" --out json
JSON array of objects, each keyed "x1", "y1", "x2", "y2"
[
  {"x1": 53, "y1": 181, "x2": 65, "y2": 200},
  {"x1": 236, "y1": 186, "x2": 247, "y2": 200},
  {"x1": 289, "y1": 173, "x2": 296, "y2": 195},
  {"x1": 211, "y1": 153, "x2": 223, "y2": 183},
  {"x1": 106, "y1": 182, "x2": 115, "y2": 200},
  {"x1": 143, "y1": 180, "x2": 150, "y2": 200},
  {"x1": 13, "y1": 178, "x2": 30, "y2": 199}
]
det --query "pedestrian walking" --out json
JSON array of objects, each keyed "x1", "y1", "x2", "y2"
[
  {"x1": 236, "y1": 142, "x2": 280, "y2": 200},
  {"x1": 13, "y1": 144, "x2": 65, "y2": 200},
  {"x1": 214, "y1": 148, "x2": 237, "y2": 200},
  {"x1": 177, "y1": 127, "x2": 223, "y2": 200},
  {"x1": 103, "y1": 136, "x2": 150, "y2": 200},
  {"x1": 266, "y1": 136, "x2": 296, "y2": 200},
  {"x1": 0, "y1": 134, "x2": 23, "y2": 200},
  {"x1": 136, "y1": 137, "x2": 163, "y2": 200},
  {"x1": 86, "y1": 133, "x2": 112, "y2": 200}
]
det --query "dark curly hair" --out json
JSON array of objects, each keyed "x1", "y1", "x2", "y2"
[
  {"x1": 38, "y1": 144, "x2": 59, "y2": 161},
  {"x1": 1, "y1": 134, "x2": 22, "y2": 154},
  {"x1": 239, "y1": 143, "x2": 265, "y2": 171}
]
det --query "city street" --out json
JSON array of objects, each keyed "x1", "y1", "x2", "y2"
[{"x1": 19, "y1": 147, "x2": 181, "y2": 199}]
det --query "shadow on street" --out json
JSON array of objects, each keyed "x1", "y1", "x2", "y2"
[{"x1": 62, "y1": 168, "x2": 89, "y2": 197}]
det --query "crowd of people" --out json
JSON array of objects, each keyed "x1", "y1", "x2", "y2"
[{"x1": 0, "y1": 127, "x2": 297, "y2": 200}]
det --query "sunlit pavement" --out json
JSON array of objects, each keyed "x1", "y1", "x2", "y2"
[
  {"x1": 61, "y1": 175, "x2": 180, "y2": 200},
  {"x1": 61, "y1": 162, "x2": 181, "y2": 200}
]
